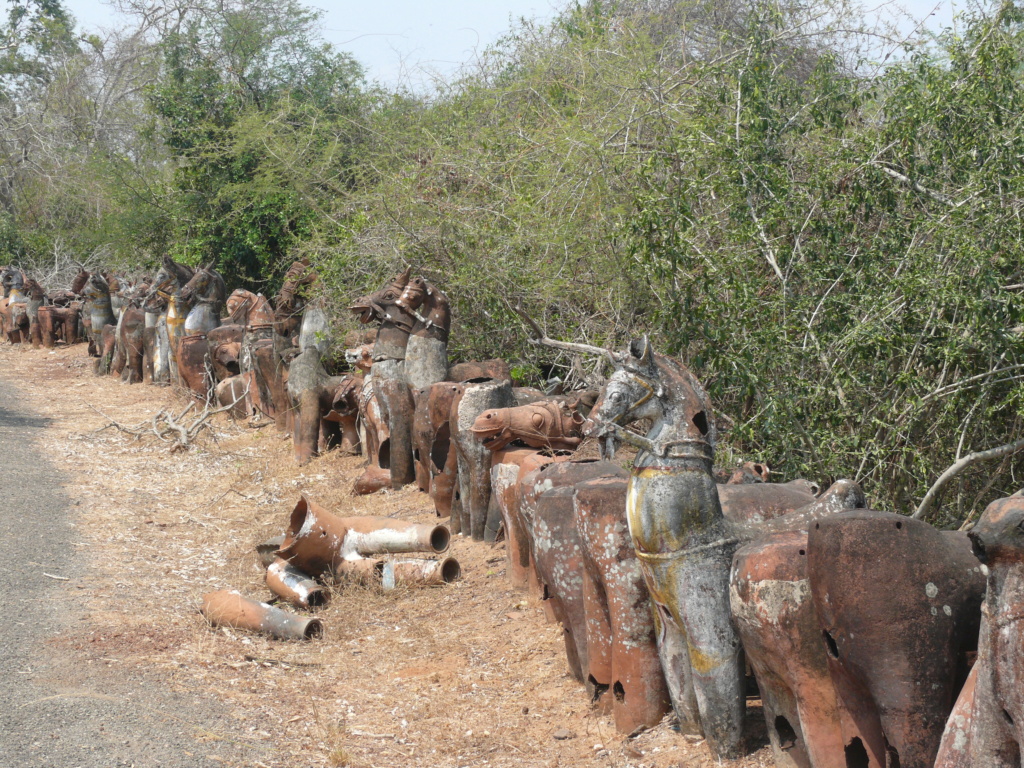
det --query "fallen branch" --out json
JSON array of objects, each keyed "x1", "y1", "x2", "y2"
[
  {"x1": 913, "y1": 436, "x2": 1024, "y2": 520},
  {"x1": 85, "y1": 383, "x2": 249, "y2": 453}
]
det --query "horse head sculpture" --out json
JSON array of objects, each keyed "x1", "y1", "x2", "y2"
[
  {"x1": 2, "y1": 267, "x2": 24, "y2": 299},
  {"x1": 396, "y1": 273, "x2": 451, "y2": 343},
  {"x1": 349, "y1": 267, "x2": 419, "y2": 364},
  {"x1": 349, "y1": 267, "x2": 414, "y2": 327},
  {"x1": 587, "y1": 336, "x2": 715, "y2": 463},
  {"x1": 144, "y1": 256, "x2": 194, "y2": 312},
  {"x1": 180, "y1": 261, "x2": 226, "y2": 336}
]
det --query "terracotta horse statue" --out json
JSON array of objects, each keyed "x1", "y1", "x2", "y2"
[
  {"x1": 349, "y1": 267, "x2": 420, "y2": 487},
  {"x1": 396, "y1": 272, "x2": 451, "y2": 388},
  {"x1": 274, "y1": 258, "x2": 317, "y2": 345},
  {"x1": 23, "y1": 277, "x2": 45, "y2": 347},
  {"x1": 81, "y1": 273, "x2": 117, "y2": 360},
  {"x1": 587, "y1": 337, "x2": 744, "y2": 760},
  {"x1": 0, "y1": 267, "x2": 29, "y2": 343},
  {"x1": 144, "y1": 256, "x2": 195, "y2": 383},
  {"x1": 180, "y1": 262, "x2": 226, "y2": 336}
]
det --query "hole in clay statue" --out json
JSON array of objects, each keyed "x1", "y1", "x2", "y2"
[
  {"x1": 613, "y1": 681, "x2": 625, "y2": 702},
  {"x1": 378, "y1": 439, "x2": 391, "y2": 470},
  {"x1": 799, "y1": 549, "x2": 806, "y2": 556},
  {"x1": 845, "y1": 738, "x2": 870, "y2": 768},
  {"x1": 774, "y1": 716, "x2": 798, "y2": 750},
  {"x1": 896, "y1": 521, "x2": 903, "y2": 529},
  {"x1": 823, "y1": 630, "x2": 839, "y2": 659},
  {"x1": 588, "y1": 676, "x2": 609, "y2": 704},
  {"x1": 692, "y1": 410, "x2": 709, "y2": 436}
]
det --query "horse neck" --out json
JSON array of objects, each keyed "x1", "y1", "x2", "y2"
[
  {"x1": 420, "y1": 291, "x2": 451, "y2": 330},
  {"x1": 197, "y1": 274, "x2": 225, "y2": 306}
]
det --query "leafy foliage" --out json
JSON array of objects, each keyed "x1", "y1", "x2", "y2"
[{"x1": 3, "y1": 0, "x2": 1024, "y2": 523}]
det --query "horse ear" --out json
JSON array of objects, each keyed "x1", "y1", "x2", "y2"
[{"x1": 629, "y1": 336, "x2": 654, "y2": 369}]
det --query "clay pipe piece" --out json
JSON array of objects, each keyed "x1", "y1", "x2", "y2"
[
  {"x1": 334, "y1": 557, "x2": 385, "y2": 584},
  {"x1": 335, "y1": 557, "x2": 461, "y2": 589},
  {"x1": 337, "y1": 515, "x2": 451, "y2": 556},
  {"x1": 201, "y1": 590, "x2": 323, "y2": 640},
  {"x1": 257, "y1": 535, "x2": 285, "y2": 568},
  {"x1": 386, "y1": 557, "x2": 461, "y2": 587},
  {"x1": 265, "y1": 558, "x2": 330, "y2": 609},
  {"x1": 275, "y1": 496, "x2": 351, "y2": 577}
]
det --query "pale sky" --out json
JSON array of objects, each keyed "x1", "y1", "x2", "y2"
[
  {"x1": 60, "y1": 0, "x2": 964, "y2": 89},
  {"x1": 61, "y1": 0, "x2": 561, "y2": 88}
]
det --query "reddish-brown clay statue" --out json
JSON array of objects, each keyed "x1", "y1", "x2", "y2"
[
  {"x1": 574, "y1": 474, "x2": 672, "y2": 734},
  {"x1": 470, "y1": 399, "x2": 585, "y2": 452},
  {"x1": 521, "y1": 459, "x2": 628, "y2": 688},
  {"x1": 935, "y1": 492, "x2": 1024, "y2": 768},
  {"x1": 731, "y1": 530, "x2": 852, "y2": 768},
  {"x1": 807, "y1": 510, "x2": 985, "y2": 768},
  {"x1": 451, "y1": 378, "x2": 515, "y2": 539}
]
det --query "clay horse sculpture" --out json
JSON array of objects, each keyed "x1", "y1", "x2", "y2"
[{"x1": 587, "y1": 337, "x2": 744, "y2": 760}]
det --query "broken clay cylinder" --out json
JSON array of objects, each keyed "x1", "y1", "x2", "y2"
[
  {"x1": 201, "y1": 590, "x2": 322, "y2": 640},
  {"x1": 807, "y1": 511, "x2": 985, "y2": 768},
  {"x1": 176, "y1": 333, "x2": 210, "y2": 398},
  {"x1": 387, "y1": 556, "x2": 461, "y2": 586},
  {"x1": 265, "y1": 558, "x2": 330, "y2": 609},
  {"x1": 574, "y1": 475, "x2": 671, "y2": 734},
  {"x1": 334, "y1": 556, "x2": 461, "y2": 589},
  {"x1": 275, "y1": 496, "x2": 450, "y2": 577},
  {"x1": 353, "y1": 465, "x2": 391, "y2": 495}
]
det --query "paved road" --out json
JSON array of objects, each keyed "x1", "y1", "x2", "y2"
[{"x1": 0, "y1": 379, "x2": 272, "y2": 767}]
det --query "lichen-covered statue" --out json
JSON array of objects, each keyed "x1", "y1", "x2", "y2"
[{"x1": 587, "y1": 337, "x2": 744, "y2": 760}]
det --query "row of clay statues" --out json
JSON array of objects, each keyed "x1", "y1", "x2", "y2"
[
  {"x1": 6, "y1": 262, "x2": 1021, "y2": 768},
  {"x1": 344, "y1": 271, "x2": 1020, "y2": 767}
]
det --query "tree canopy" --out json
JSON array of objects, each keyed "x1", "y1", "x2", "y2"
[{"x1": 2, "y1": 0, "x2": 1024, "y2": 524}]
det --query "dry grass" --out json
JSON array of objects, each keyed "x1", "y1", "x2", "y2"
[{"x1": 2, "y1": 342, "x2": 775, "y2": 768}]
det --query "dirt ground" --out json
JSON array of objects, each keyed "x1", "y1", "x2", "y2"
[{"x1": 1, "y1": 342, "x2": 775, "y2": 768}]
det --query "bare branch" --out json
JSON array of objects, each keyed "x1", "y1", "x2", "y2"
[
  {"x1": 913, "y1": 436, "x2": 1024, "y2": 520},
  {"x1": 511, "y1": 302, "x2": 621, "y2": 361}
]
